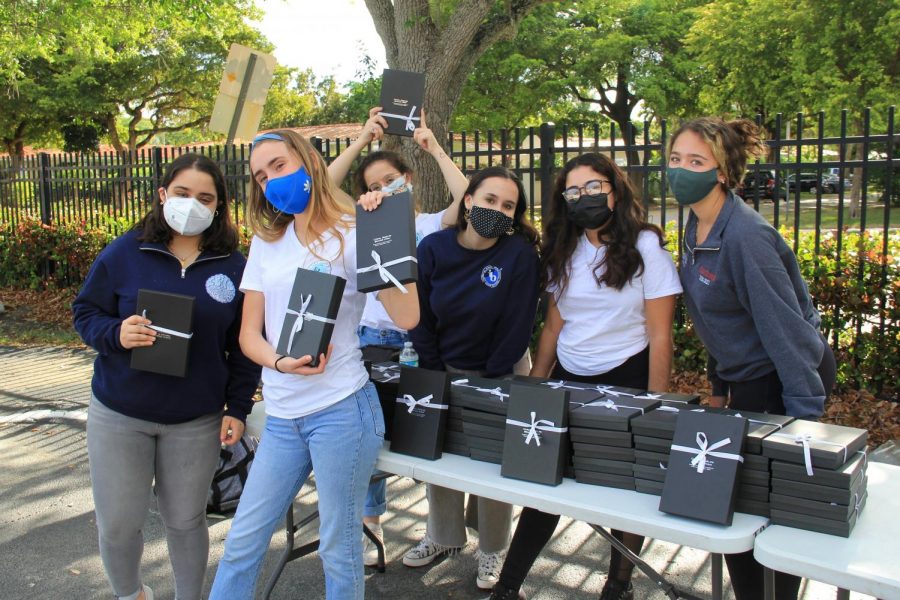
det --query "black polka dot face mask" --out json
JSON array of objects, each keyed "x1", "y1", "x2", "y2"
[{"x1": 468, "y1": 205, "x2": 514, "y2": 239}]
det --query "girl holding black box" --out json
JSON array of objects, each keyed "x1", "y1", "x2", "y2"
[
  {"x1": 404, "y1": 166, "x2": 541, "y2": 591},
  {"x1": 489, "y1": 153, "x2": 682, "y2": 600},
  {"x1": 667, "y1": 117, "x2": 835, "y2": 600},
  {"x1": 73, "y1": 154, "x2": 261, "y2": 600},
  {"x1": 208, "y1": 130, "x2": 419, "y2": 600}
]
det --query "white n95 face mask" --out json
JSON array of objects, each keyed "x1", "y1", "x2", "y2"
[{"x1": 162, "y1": 193, "x2": 215, "y2": 236}]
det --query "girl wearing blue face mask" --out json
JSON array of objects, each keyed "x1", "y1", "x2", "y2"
[
  {"x1": 668, "y1": 117, "x2": 835, "y2": 600},
  {"x1": 208, "y1": 130, "x2": 419, "y2": 600},
  {"x1": 73, "y1": 153, "x2": 261, "y2": 600}
]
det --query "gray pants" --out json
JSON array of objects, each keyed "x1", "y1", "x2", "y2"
[
  {"x1": 87, "y1": 397, "x2": 222, "y2": 600},
  {"x1": 425, "y1": 364, "x2": 514, "y2": 554}
]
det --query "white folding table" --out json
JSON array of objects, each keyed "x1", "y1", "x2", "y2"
[{"x1": 754, "y1": 462, "x2": 900, "y2": 600}]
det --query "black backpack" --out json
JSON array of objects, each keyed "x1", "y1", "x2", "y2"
[{"x1": 207, "y1": 435, "x2": 258, "y2": 515}]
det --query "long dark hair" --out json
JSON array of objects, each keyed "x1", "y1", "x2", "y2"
[
  {"x1": 455, "y1": 166, "x2": 539, "y2": 249},
  {"x1": 542, "y1": 153, "x2": 664, "y2": 295},
  {"x1": 136, "y1": 153, "x2": 238, "y2": 254}
]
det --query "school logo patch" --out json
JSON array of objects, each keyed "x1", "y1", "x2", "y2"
[
  {"x1": 206, "y1": 274, "x2": 236, "y2": 303},
  {"x1": 481, "y1": 265, "x2": 502, "y2": 288},
  {"x1": 309, "y1": 260, "x2": 331, "y2": 274}
]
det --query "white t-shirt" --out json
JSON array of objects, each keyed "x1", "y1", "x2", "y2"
[
  {"x1": 359, "y1": 210, "x2": 446, "y2": 332},
  {"x1": 240, "y1": 222, "x2": 369, "y2": 418},
  {"x1": 550, "y1": 230, "x2": 682, "y2": 376}
]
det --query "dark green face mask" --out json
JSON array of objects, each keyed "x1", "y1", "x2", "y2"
[{"x1": 667, "y1": 167, "x2": 720, "y2": 205}]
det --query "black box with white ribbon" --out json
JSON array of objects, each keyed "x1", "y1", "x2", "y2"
[
  {"x1": 356, "y1": 191, "x2": 417, "y2": 294},
  {"x1": 659, "y1": 411, "x2": 748, "y2": 525},
  {"x1": 370, "y1": 361, "x2": 401, "y2": 441},
  {"x1": 501, "y1": 383, "x2": 570, "y2": 486},
  {"x1": 390, "y1": 366, "x2": 450, "y2": 460},
  {"x1": 131, "y1": 289, "x2": 195, "y2": 378},
  {"x1": 378, "y1": 69, "x2": 425, "y2": 137},
  {"x1": 761, "y1": 420, "x2": 868, "y2": 471},
  {"x1": 275, "y1": 268, "x2": 345, "y2": 368}
]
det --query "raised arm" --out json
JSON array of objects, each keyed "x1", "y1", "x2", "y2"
[
  {"x1": 413, "y1": 110, "x2": 469, "y2": 227},
  {"x1": 328, "y1": 107, "x2": 388, "y2": 187}
]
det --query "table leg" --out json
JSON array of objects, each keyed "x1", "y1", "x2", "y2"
[
  {"x1": 764, "y1": 566, "x2": 776, "y2": 600},
  {"x1": 835, "y1": 589, "x2": 850, "y2": 600},
  {"x1": 711, "y1": 553, "x2": 723, "y2": 600},
  {"x1": 588, "y1": 525, "x2": 705, "y2": 600}
]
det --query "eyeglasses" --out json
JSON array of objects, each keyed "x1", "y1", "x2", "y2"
[{"x1": 562, "y1": 179, "x2": 611, "y2": 202}]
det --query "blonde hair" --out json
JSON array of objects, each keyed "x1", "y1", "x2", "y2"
[
  {"x1": 247, "y1": 130, "x2": 355, "y2": 257},
  {"x1": 668, "y1": 118, "x2": 768, "y2": 189}
]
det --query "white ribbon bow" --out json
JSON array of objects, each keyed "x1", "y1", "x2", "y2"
[
  {"x1": 141, "y1": 309, "x2": 193, "y2": 339},
  {"x1": 396, "y1": 393, "x2": 448, "y2": 413},
  {"x1": 450, "y1": 379, "x2": 510, "y2": 400},
  {"x1": 583, "y1": 398, "x2": 647, "y2": 414},
  {"x1": 505, "y1": 411, "x2": 567, "y2": 447},
  {"x1": 593, "y1": 385, "x2": 637, "y2": 398},
  {"x1": 542, "y1": 380, "x2": 585, "y2": 390},
  {"x1": 285, "y1": 294, "x2": 337, "y2": 355},
  {"x1": 378, "y1": 105, "x2": 420, "y2": 132},
  {"x1": 357, "y1": 250, "x2": 417, "y2": 293},
  {"x1": 769, "y1": 432, "x2": 849, "y2": 477},
  {"x1": 633, "y1": 393, "x2": 662, "y2": 400},
  {"x1": 670, "y1": 432, "x2": 744, "y2": 474}
]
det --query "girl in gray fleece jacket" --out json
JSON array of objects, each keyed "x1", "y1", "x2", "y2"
[{"x1": 667, "y1": 117, "x2": 835, "y2": 600}]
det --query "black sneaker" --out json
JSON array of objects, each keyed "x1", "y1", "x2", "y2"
[
  {"x1": 598, "y1": 579, "x2": 633, "y2": 600},
  {"x1": 486, "y1": 583, "x2": 526, "y2": 600}
]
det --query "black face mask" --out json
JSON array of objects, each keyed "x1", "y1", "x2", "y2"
[
  {"x1": 468, "y1": 205, "x2": 514, "y2": 239},
  {"x1": 566, "y1": 193, "x2": 613, "y2": 229}
]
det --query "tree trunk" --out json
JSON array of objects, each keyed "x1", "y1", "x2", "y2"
[{"x1": 365, "y1": 0, "x2": 552, "y2": 214}]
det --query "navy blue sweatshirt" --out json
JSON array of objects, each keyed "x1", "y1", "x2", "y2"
[
  {"x1": 410, "y1": 228, "x2": 540, "y2": 377},
  {"x1": 72, "y1": 229, "x2": 261, "y2": 424},
  {"x1": 680, "y1": 193, "x2": 826, "y2": 418}
]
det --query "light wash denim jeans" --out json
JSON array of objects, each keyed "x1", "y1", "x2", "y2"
[
  {"x1": 357, "y1": 325, "x2": 406, "y2": 518},
  {"x1": 208, "y1": 383, "x2": 383, "y2": 600}
]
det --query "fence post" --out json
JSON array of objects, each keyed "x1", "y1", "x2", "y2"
[
  {"x1": 539, "y1": 123, "x2": 555, "y2": 222},
  {"x1": 151, "y1": 146, "x2": 163, "y2": 193},
  {"x1": 38, "y1": 152, "x2": 52, "y2": 225},
  {"x1": 311, "y1": 136, "x2": 323, "y2": 154}
]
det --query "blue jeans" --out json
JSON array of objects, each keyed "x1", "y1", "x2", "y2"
[
  {"x1": 357, "y1": 325, "x2": 408, "y2": 349},
  {"x1": 209, "y1": 383, "x2": 384, "y2": 600},
  {"x1": 357, "y1": 325, "x2": 405, "y2": 518}
]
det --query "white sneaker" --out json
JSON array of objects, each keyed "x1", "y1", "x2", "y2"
[
  {"x1": 137, "y1": 585, "x2": 154, "y2": 600},
  {"x1": 402, "y1": 534, "x2": 462, "y2": 567},
  {"x1": 363, "y1": 523, "x2": 384, "y2": 567},
  {"x1": 476, "y1": 549, "x2": 505, "y2": 590}
]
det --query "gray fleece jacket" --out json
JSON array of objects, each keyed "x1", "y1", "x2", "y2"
[{"x1": 680, "y1": 193, "x2": 826, "y2": 418}]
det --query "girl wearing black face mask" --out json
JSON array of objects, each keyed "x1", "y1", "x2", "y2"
[
  {"x1": 404, "y1": 167, "x2": 541, "y2": 591},
  {"x1": 488, "y1": 153, "x2": 682, "y2": 600}
]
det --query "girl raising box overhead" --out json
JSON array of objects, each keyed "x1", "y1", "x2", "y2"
[{"x1": 208, "y1": 130, "x2": 418, "y2": 600}]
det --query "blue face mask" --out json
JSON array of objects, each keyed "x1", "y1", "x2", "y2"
[{"x1": 264, "y1": 166, "x2": 312, "y2": 215}]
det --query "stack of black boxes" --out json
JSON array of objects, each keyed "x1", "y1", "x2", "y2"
[
  {"x1": 762, "y1": 420, "x2": 869, "y2": 537},
  {"x1": 568, "y1": 388, "x2": 668, "y2": 491},
  {"x1": 449, "y1": 376, "x2": 512, "y2": 464},
  {"x1": 725, "y1": 410, "x2": 794, "y2": 517},
  {"x1": 369, "y1": 362, "x2": 401, "y2": 441},
  {"x1": 630, "y1": 400, "x2": 702, "y2": 495}
]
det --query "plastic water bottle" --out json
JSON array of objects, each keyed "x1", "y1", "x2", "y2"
[{"x1": 399, "y1": 341, "x2": 419, "y2": 367}]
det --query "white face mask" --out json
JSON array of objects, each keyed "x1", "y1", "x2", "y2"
[
  {"x1": 381, "y1": 175, "x2": 412, "y2": 196},
  {"x1": 162, "y1": 193, "x2": 215, "y2": 236}
]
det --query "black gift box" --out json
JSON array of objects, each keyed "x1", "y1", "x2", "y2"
[
  {"x1": 635, "y1": 449, "x2": 669, "y2": 468},
  {"x1": 736, "y1": 498, "x2": 770, "y2": 518},
  {"x1": 575, "y1": 470, "x2": 635, "y2": 490},
  {"x1": 770, "y1": 490, "x2": 867, "y2": 522},
  {"x1": 378, "y1": 69, "x2": 425, "y2": 137},
  {"x1": 743, "y1": 453, "x2": 770, "y2": 472},
  {"x1": 131, "y1": 289, "x2": 194, "y2": 378},
  {"x1": 761, "y1": 420, "x2": 868, "y2": 471},
  {"x1": 468, "y1": 434, "x2": 504, "y2": 453},
  {"x1": 739, "y1": 469, "x2": 770, "y2": 488},
  {"x1": 770, "y1": 452, "x2": 866, "y2": 488},
  {"x1": 770, "y1": 497, "x2": 866, "y2": 538},
  {"x1": 356, "y1": 192, "x2": 417, "y2": 294},
  {"x1": 716, "y1": 409, "x2": 794, "y2": 454},
  {"x1": 569, "y1": 395, "x2": 662, "y2": 432},
  {"x1": 572, "y1": 442, "x2": 635, "y2": 462},
  {"x1": 446, "y1": 417, "x2": 464, "y2": 433},
  {"x1": 569, "y1": 427, "x2": 633, "y2": 447},
  {"x1": 463, "y1": 421, "x2": 505, "y2": 441},
  {"x1": 501, "y1": 384, "x2": 569, "y2": 486},
  {"x1": 450, "y1": 377, "x2": 511, "y2": 415},
  {"x1": 632, "y1": 463, "x2": 667, "y2": 482},
  {"x1": 370, "y1": 362, "x2": 401, "y2": 440},
  {"x1": 470, "y1": 447, "x2": 503, "y2": 464},
  {"x1": 660, "y1": 411, "x2": 748, "y2": 525},
  {"x1": 442, "y1": 443, "x2": 469, "y2": 457},
  {"x1": 737, "y1": 483, "x2": 770, "y2": 503},
  {"x1": 390, "y1": 367, "x2": 450, "y2": 460},
  {"x1": 771, "y1": 475, "x2": 867, "y2": 505},
  {"x1": 631, "y1": 407, "x2": 682, "y2": 439},
  {"x1": 634, "y1": 435, "x2": 672, "y2": 453},
  {"x1": 652, "y1": 392, "x2": 702, "y2": 404},
  {"x1": 444, "y1": 430, "x2": 468, "y2": 447},
  {"x1": 572, "y1": 456, "x2": 634, "y2": 477},
  {"x1": 462, "y1": 408, "x2": 506, "y2": 428},
  {"x1": 276, "y1": 268, "x2": 345, "y2": 367},
  {"x1": 634, "y1": 478, "x2": 664, "y2": 495}
]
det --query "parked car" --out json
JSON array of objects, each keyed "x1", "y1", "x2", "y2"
[
  {"x1": 737, "y1": 169, "x2": 780, "y2": 200},
  {"x1": 785, "y1": 172, "x2": 847, "y2": 194}
]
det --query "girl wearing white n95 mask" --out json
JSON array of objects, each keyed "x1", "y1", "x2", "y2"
[{"x1": 73, "y1": 153, "x2": 261, "y2": 600}]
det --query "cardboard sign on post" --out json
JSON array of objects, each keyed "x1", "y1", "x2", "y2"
[{"x1": 209, "y1": 44, "x2": 277, "y2": 143}]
